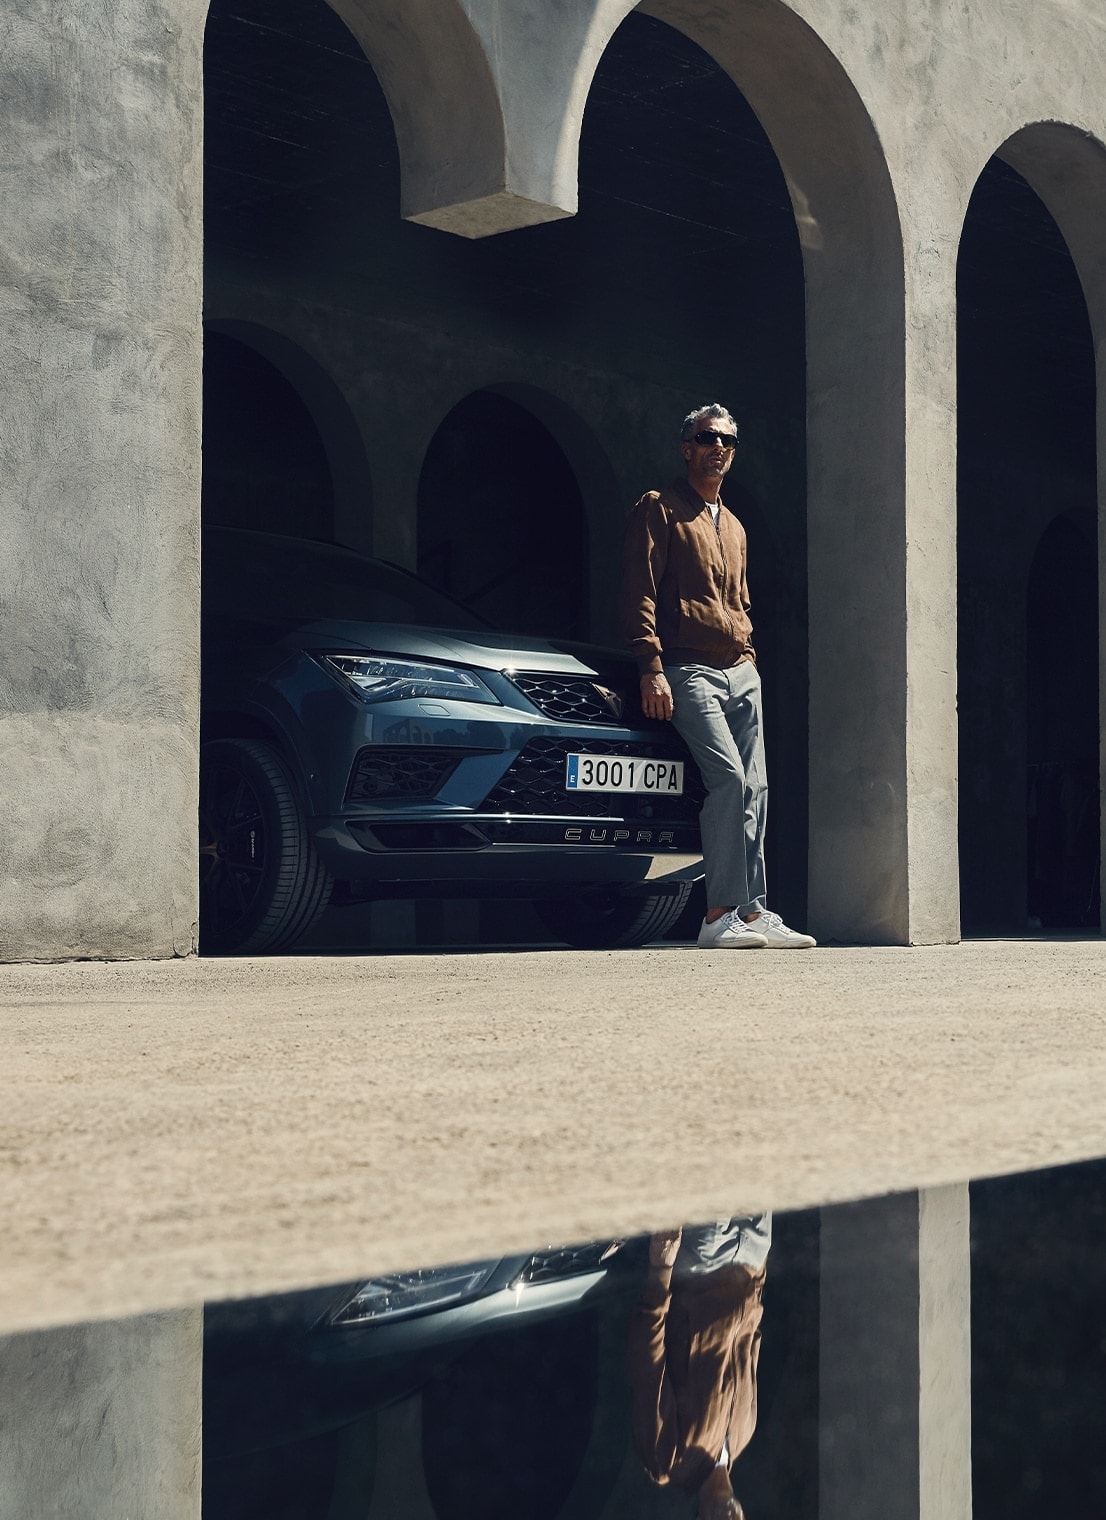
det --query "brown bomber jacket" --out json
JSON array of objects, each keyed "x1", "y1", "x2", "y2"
[
  {"x1": 619, "y1": 478, "x2": 755, "y2": 676},
  {"x1": 626, "y1": 1261, "x2": 765, "y2": 1493}
]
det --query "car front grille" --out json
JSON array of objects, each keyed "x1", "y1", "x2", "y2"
[
  {"x1": 346, "y1": 746, "x2": 470, "y2": 803},
  {"x1": 481, "y1": 738, "x2": 704, "y2": 821},
  {"x1": 506, "y1": 673, "x2": 629, "y2": 725}
]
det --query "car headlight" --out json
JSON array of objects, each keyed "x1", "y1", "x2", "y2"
[
  {"x1": 322, "y1": 1260, "x2": 500, "y2": 1327},
  {"x1": 319, "y1": 654, "x2": 499, "y2": 705}
]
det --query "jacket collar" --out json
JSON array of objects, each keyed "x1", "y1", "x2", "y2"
[{"x1": 672, "y1": 476, "x2": 724, "y2": 519}]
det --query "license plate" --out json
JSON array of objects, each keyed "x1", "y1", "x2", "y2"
[{"x1": 565, "y1": 754, "x2": 684, "y2": 795}]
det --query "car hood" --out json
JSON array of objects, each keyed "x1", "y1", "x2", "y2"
[{"x1": 218, "y1": 615, "x2": 634, "y2": 679}]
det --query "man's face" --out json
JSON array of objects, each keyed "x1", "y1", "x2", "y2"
[{"x1": 682, "y1": 417, "x2": 738, "y2": 482}]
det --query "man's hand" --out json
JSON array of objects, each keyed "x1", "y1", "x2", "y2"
[{"x1": 641, "y1": 672, "x2": 674, "y2": 721}]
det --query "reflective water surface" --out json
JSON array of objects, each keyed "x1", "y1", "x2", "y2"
[{"x1": 203, "y1": 1159, "x2": 1106, "y2": 1518}]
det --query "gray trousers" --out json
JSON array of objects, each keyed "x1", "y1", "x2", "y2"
[{"x1": 666, "y1": 661, "x2": 767, "y2": 915}]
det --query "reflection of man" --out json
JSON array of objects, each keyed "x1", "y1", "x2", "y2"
[
  {"x1": 619, "y1": 403, "x2": 814, "y2": 949},
  {"x1": 626, "y1": 1217, "x2": 771, "y2": 1519}
]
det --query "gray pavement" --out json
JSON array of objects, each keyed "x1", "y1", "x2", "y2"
[{"x1": 2, "y1": 938, "x2": 1105, "y2": 1335}]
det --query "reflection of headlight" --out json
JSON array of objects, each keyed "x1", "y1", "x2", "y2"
[
  {"x1": 509, "y1": 1240, "x2": 624, "y2": 1288},
  {"x1": 323, "y1": 1260, "x2": 499, "y2": 1327},
  {"x1": 319, "y1": 654, "x2": 499, "y2": 705},
  {"x1": 322, "y1": 1258, "x2": 498, "y2": 1331}
]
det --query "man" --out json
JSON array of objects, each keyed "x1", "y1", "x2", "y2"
[
  {"x1": 619, "y1": 403, "x2": 815, "y2": 949},
  {"x1": 626, "y1": 1220, "x2": 771, "y2": 1519}
]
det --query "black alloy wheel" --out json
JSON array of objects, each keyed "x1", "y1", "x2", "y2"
[
  {"x1": 199, "y1": 737, "x2": 332, "y2": 954},
  {"x1": 535, "y1": 882, "x2": 693, "y2": 949}
]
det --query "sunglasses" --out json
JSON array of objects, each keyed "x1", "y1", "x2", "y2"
[{"x1": 692, "y1": 429, "x2": 739, "y2": 449}]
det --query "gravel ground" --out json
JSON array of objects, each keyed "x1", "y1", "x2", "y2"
[{"x1": 2, "y1": 938, "x2": 1104, "y2": 1333}]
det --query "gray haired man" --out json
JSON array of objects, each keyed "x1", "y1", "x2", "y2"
[{"x1": 619, "y1": 404, "x2": 815, "y2": 949}]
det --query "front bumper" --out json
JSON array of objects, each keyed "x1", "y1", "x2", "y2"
[
  {"x1": 313, "y1": 725, "x2": 703, "y2": 892},
  {"x1": 313, "y1": 811, "x2": 703, "y2": 891}
]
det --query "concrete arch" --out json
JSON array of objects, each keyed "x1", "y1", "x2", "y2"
[
  {"x1": 322, "y1": 0, "x2": 643, "y2": 235},
  {"x1": 322, "y1": 0, "x2": 517, "y2": 235},
  {"x1": 995, "y1": 124, "x2": 1106, "y2": 345},
  {"x1": 203, "y1": 318, "x2": 375, "y2": 555}
]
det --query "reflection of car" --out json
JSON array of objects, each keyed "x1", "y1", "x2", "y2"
[
  {"x1": 307, "y1": 1239, "x2": 629, "y2": 1358},
  {"x1": 200, "y1": 528, "x2": 703, "y2": 952},
  {"x1": 202, "y1": 1238, "x2": 640, "y2": 1462}
]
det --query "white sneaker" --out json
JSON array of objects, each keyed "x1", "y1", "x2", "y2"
[
  {"x1": 745, "y1": 910, "x2": 816, "y2": 948},
  {"x1": 697, "y1": 909, "x2": 768, "y2": 949}
]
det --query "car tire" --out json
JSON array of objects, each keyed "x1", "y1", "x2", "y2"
[
  {"x1": 535, "y1": 882, "x2": 693, "y2": 949},
  {"x1": 199, "y1": 737, "x2": 332, "y2": 955}
]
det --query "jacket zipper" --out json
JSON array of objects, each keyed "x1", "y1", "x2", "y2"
[{"x1": 713, "y1": 511, "x2": 738, "y2": 649}]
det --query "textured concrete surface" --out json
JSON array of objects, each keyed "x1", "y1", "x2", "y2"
[
  {"x1": 2, "y1": 940, "x2": 1104, "y2": 1336},
  {"x1": 0, "y1": 0, "x2": 202, "y2": 962},
  {"x1": 0, "y1": 1309, "x2": 202, "y2": 1520}
]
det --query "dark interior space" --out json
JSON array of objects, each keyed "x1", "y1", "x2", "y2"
[
  {"x1": 971, "y1": 1158, "x2": 1106, "y2": 1518},
  {"x1": 417, "y1": 391, "x2": 588, "y2": 640},
  {"x1": 1026, "y1": 511, "x2": 1101, "y2": 926},
  {"x1": 202, "y1": 330, "x2": 335, "y2": 540},
  {"x1": 202, "y1": 0, "x2": 812, "y2": 937},
  {"x1": 957, "y1": 157, "x2": 1099, "y2": 932},
  {"x1": 203, "y1": 2, "x2": 805, "y2": 424}
]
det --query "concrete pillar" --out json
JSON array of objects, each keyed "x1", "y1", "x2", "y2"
[
  {"x1": 0, "y1": 1309, "x2": 203, "y2": 1520},
  {"x1": 0, "y1": 0, "x2": 202, "y2": 961},
  {"x1": 820, "y1": 1186, "x2": 972, "y2": 1520}
]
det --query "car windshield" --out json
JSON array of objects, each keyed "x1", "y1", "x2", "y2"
[{"x1": 203, "y1": 528, "x2": 488, "y2": 630}]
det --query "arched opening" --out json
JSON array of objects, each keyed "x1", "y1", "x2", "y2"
[
  {"x1": 958, "y1": 148, "x2": 1101, "y2": 933},
  {"x1": 201, "y1": 329, "x2": 335, "y2": 541},
  {"x1": 199, "y1": 0, "x2": 902, "y2": 947},
  {"x1": 1026, "y1": 512, "x2": 1100, "y2": 928},
  {"x1": 637, "y1": 0, "x2": 907, "y2": 943},
  {"x1": 417, "y1": 391, "x2": 588, "y2": 639},
  {"x1": 205, "y1": 318, "x2": 376, "y2": 554}
]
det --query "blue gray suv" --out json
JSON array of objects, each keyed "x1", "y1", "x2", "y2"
[{"x1": 200, "y1": 528, "x2": 704, "y2": 952}]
